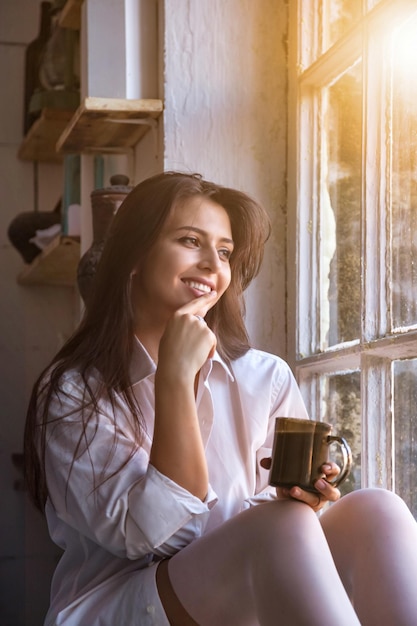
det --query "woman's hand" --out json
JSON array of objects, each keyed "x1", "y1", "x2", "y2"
[
  {"x1": 151, "y1": 291, "x2": 218, "y2": 501},
  {"x1": 278, "y1": 463, "x2": 341, "y2": 512},
  {"x1": 260, "y1": 458, "x2": 341, "y2": 512},
  {"x1": 157, "y1": 291, "x2": 218, "y2": 383}
]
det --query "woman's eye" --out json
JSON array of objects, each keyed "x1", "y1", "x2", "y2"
[
  {"x1": 180, "y1": 236, "x2": 199, "y2": 246},
  {"x1": 219, "y1": 248, "x2": 232, "y2": 260}
]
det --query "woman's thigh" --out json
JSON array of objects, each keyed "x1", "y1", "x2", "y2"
[
  {"x1": 157, "y1": 499, "x2": 356, "y2": 626},
  {"x1": 158, "y1": 504, "x2": 281, "y2": 626}
]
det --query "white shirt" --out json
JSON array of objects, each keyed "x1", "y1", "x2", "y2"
[{"x1": 43, "y1": 340, "x2": 308, "y2": 624}]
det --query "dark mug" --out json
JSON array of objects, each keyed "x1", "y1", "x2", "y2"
[{"x1": 269, "y1": 417, "x2": 352, "y2": 493}]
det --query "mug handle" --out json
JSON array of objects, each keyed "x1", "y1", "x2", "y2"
[{"x1": 325, "y1": 436, "x2": 352, "y2": 488}]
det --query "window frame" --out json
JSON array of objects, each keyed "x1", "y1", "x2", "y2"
[{"x1": 287, "y1": 0, "x2": 417, "y2": 493}]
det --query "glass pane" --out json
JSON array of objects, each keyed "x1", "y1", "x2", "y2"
[
  {"x1": 320, "y1": 371, "x2": 361, "y2": 496},
  {"x1": 393, "y1": 359, "x2": 417, "y2": 519},
  {"x1": 320, "y1": 62, "x2": 362, "y2": 348},
  {"x1": 366, "y1": 0, "x2": 381, "y2": 10},
  {"x1": 391, "y1": 12, "x2": 417, "y2": 329},
  {"x1": 322, "y1": 0, "x2": 362, "y2": 52}
]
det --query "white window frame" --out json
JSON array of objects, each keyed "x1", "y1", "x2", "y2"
[{"x1": 287, "y1": 0, "x2": 417, "y2": 493}]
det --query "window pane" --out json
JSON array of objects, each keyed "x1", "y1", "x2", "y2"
[
  {"x1": 391, "y1": 13, "x2": 417, "y2": 329},
  {"x1": 320, "y1": 63, "x2": 362, "y2": 348},
  {"x1": 393, "y1": 359, "x2": 417, "y2": 518},
  {"x1": 322, "y1": 0, "x2": 362, "y2": 52},
  {"x1": 320, "y1": 371, "x2": 361, "y2": 495},
  {"x1": 365, "y1": 0, "x2": 382, "y2": 11}
]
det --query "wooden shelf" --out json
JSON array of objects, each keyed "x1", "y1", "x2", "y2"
[
  {"x1": 18, "y1": 108, "x2": 76, "y2": 163},
  {"x1": 59, "y1": 0, "x2": 84, "y2": 30},
  {"x1": 17, "y1": 236, "x2": 80, "y2": 287},
  {"x1": 56, "y1": 97, "x2": 163, "y2": 155}
]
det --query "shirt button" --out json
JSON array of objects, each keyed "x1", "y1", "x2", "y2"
[{"x1": 146, "y1": 605, "x2": 155, "y2": 614}]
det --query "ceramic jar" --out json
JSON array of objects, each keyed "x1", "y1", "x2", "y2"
[{"x1": 77, "y1": 174, "x2": 132, "y2": 305}]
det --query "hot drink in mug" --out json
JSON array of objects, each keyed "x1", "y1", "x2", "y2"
[{"x1": 269, "y1": 417, "x2": 352, "y2": 493}]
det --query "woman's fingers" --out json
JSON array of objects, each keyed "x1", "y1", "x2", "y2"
[
  {"x1": 277, "y1": 463, "x2": 342, "y2": 512},
  {"x1": 176, "y1": 290, "x2": 218, "y2": 318},
  {"x1": 313, "y1": 479, "x2": 341, "y2": 504},
  {"x1": 282, "y1": 484, "x2": 340, "y2": 512},
  {"x1": 158, "y1": 295, "x2": 218, "y2": 379},
  {"x1": 321, "y1": 462, "x2": 340, "y2": 481}
]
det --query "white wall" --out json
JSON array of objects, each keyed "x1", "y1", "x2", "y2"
[
  {"x1": 158, "y1": 0, "x2": 289, "y2": 355},
  {"x1": 0, "y1": 2, "x2": 78, "y2": 624}
]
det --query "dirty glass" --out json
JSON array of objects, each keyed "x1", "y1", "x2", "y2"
[
  {"x1": 393, "y1": 359, "x2": 417, "y2": 519},
  {"x1": 391, "y1": 12, "x2": 417, "y2": 329},
  {"x1": 322, "y1": 0, "x2": 362, "y2": 52},
  {"x1": 320, "y1": 371, "x2": 361, "y2": 496},
  {"x1": 320, "y1": 62, "x2": 362, "y2": 348}
]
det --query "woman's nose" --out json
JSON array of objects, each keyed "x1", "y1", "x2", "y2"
[{"x1": 198, "y1": 246, "x2": 222, "y2": 271}]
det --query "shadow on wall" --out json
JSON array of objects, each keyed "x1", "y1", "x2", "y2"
[{"x1": 0, "y1": 452, "x2": 62, "y2": 626}]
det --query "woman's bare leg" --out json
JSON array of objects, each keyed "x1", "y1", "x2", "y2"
[
  {"x1": 157, "y1": 499, "x2": 360, "y2": 626},
  {"x1": 320, "y1": 488, "x2": 417, "y2": 626}
]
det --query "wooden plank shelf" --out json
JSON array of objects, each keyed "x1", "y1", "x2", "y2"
[
  {"x1": 59, "y1": 0, "x2": 84, "y2": 30},
  {"x1": 56, "y1": 97, "x2": 163, "y2": 155},
  {"x1": 17, "y1": 236, "x2": 80, "y2": 287},
  {"x1": 18, "y1": 108, "x2": 76, "y2": 163}
]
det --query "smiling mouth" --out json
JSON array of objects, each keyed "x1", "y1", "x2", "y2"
[{"x1": 182, "y1": 280, "x2": 213, "y2": 294}]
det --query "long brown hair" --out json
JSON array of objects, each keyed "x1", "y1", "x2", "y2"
[{"x1": 24, "y1": 171, "x2": 271, "y2": 510}]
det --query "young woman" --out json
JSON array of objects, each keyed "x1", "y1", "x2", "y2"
[{"x1": 25, "y1": 171, "x2": 417, "y2": 625}]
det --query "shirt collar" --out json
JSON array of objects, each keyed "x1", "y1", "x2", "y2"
[
  {"x1": 129, "y1": 336, "x2": 157, "y2": 383},
  {"x1": 129, "y1": 335, "x2": 234, "y2": 385},
  {"x1": 203, "y1": 349, "x2": 234, "y2": 381}
]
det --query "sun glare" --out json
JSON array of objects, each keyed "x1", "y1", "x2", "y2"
[{"x1": 391, "y1": 12, "x2": 417, "y2": 75}]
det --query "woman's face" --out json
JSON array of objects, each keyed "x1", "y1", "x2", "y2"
[{"x1": 133, "y1": 195, "x2": 234, "y2": 328}]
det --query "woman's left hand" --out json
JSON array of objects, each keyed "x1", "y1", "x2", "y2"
[
  {"x1": 260, "y1": 459, "x2": 341, "y2": 512},
  {"x1": 278, "y1": 463, "x2": 341, "y2": 512}
]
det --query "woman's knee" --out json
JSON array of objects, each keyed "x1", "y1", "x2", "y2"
[
  {"x1": 336, "y1": 488, "x2": 408, "y2": 517},
  {"x1": 321, "y1": 487, "x2": 412, "y2": 539},
  {"x1": 175, "y1": 499, "x2": 321, "y2": 572},
  {"x1": 240, "y1": 498, "x2": 322, "y2": 550}
]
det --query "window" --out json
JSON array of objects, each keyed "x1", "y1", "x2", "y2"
[{"x1": 287, "y1": 0, "x2": 417, "y2": 514}]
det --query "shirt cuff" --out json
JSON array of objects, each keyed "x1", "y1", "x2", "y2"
[
  {"x1": 127, "y1": 464, "x2": 217, "y2": 553},
  {"x1": 242, "y1": 490, "x2": 278, "y2": 509}
]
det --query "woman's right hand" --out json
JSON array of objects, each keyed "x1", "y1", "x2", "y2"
[
  {"x1": 151, "y1": 291, "x2": 218, "y2": 500},
  {"x1": 157, "y1": 291, "x2": 218, "y2": 383}
]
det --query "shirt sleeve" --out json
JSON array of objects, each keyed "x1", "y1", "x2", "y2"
[{"x1": 43, "y1": 373, "x2": 218, "y2": 561}]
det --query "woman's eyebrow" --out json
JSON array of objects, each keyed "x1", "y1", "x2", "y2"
[{"x1": 174, "y1": 225, "x2": 234, "y2": 245}]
